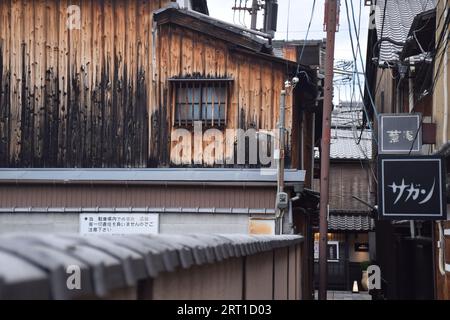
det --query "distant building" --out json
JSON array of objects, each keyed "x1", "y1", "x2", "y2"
[
  {"x1": 313, "y1": 102, "x2": 375, "y2": 291},
  {"x1": 0, "y1": 0, "x2": 322, "y2": 300},
  {"x1": 364, "y1": 0, "x2": 441, "y2": 299}
]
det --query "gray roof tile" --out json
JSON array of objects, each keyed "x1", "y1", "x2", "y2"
[
  {"x1": 375, "y1": 0, "x2": 437, "y2": 63},
  {"x1": 329, "y1": 214, "x2": 375, "y2": 231},
  {"x1": 330, "y1": 129, "x2": 373, "y2": 160}
]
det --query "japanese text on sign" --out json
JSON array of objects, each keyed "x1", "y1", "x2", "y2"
[
  {"x1": 378, "y1": 156, "x2": 446, "y2": 220},
  {"x1": 378, "y1": 114, "x2": 422, "y2": 154},
  {"x1": 79, "y1": 214, "x2": 159, "y2": 235}
]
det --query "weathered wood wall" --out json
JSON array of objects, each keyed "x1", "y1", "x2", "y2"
[
  {"x1": 0, "y1": 0, "x2": 296, "y2": 168},
  {"x1": 0, "y1": 0, "x2": 171, "y2": 167},
  {"x1": 313, "y1": 162, "x2": 374, "y2": 212},
  {"x1": 161, "y1": 25, "x2": 294, "y2": 167}
]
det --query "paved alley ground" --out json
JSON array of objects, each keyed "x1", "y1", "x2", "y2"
[{"x1": 315, "y1": 291, "x2": 372, "y2": 300}]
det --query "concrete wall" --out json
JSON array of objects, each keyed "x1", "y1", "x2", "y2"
[{"x1": 0, "y1": 213, "x2": 250, "y2": 235}]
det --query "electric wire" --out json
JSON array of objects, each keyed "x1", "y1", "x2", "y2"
[
  {"x1": 296, "y1": 0, "x2": 317, "y2": 76},
  {"x1": 344, "y1": 0, "x2": 378, "y2": 146},
  {"x1": 348, "y1": 0, "x2": 379, "y2": 119}
]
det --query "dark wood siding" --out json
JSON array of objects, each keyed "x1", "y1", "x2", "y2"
[
  {"x1": 0, "y1": 185, "x2": 276, "y2": 209},
  {"x1": 314, "y1": 162, "x2": 374, "y2": 212},
  {"x1": 0, "y1": 1, "x2": 298, "y2": 169},
  {"x1": 0, "y1": 0, "x2": 171, "y2": 168}
]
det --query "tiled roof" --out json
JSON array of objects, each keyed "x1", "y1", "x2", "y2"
[
  {"x1": 315, "y1": 102, "x2": 373, "y2": 160},
  {"x1": 375, "y1": 0, "x2": 437, "y2": 63},
  {"x1": 329, "y1": 214, "x2": 375, "y2": 231},
  {"x1": 330, "y1": 129, "x2": 373, "y2": 160}
]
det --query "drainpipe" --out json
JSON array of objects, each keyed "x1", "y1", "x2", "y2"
[
  {"x1": 408, "y1": 66, "x2": 415, "y2": 239},
  {"x1": 278, "y1": 90, "x2": 286, "y2": 196},
  {"x1": 438, "y1": 7, "x2": 449, "y2": 277},
  {"x1": 438, "y1": 221, "x2": 446, "y2": 276},
  {"x1": 408, "y1": 66, "x2": 415, "y2": 113},
  {"x1": 276, "y1": 89, "x2": 286, "y2": 234},
  {"x1": 442, "y1": 6, "x2": 449, "y2": 146},
  {"x1": 397, "y1": 63, "x2": 408, "y2": 113},
  {"x1": 285, "y1": 192, "x2": 302, "y2": 235}
]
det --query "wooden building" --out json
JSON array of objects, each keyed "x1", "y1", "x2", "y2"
[
  {"x1": 0, "y1": 1, "x2": 320, "y2": 300},
  {"x1": 430, "y1": 1, "x2": 450, "y2": 301},
  {"x1": 364, "y1": 0, "x2": 439, "y2": 299},
  {"x1": 311, "y1": 102, "x2": 375, "y2": 291},
  {"x1": 0, "y1": 1, "x2": 317, "y2": 169}
]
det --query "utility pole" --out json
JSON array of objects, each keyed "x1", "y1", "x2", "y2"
[
  {"x1": 319, "y1": 0, "x2": 338, "y2": 301},
  {"x1": 232, "y1": 0, "x2": 260, "y2": 31}
]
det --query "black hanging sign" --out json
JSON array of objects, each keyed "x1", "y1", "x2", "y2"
[{"x1": 378, "y1": 155, "x2": 447, "y2": 220}]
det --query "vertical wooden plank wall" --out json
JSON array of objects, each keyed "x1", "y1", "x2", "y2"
[
  {"x1": 0, "y1": 0, "x2": 170, "y2": 168},
  {"x1": 0, "y1": 1, "x2": 295, "y2": 169},
  {"x1": 164, "y1": 26, "x2": 294, "y2": 167}
]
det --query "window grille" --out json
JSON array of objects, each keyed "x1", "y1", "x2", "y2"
[{"x1": 169, "y1": 78, "x2": 232, "y2": 127}]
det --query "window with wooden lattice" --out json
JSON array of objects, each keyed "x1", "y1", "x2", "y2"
[{"x1": 169, "y1": 78, "x2": 232, "y2": 127}]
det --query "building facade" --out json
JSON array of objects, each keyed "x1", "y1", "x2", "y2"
[
  {"x1": 313, "y1": 102, "x2": 375, "y2": 291},
  {"x1": 0, "y1": 0, "x2": 321, "y2": 299},
  {"x1": 364, "y1": 0, "x2": 444, "y2": 299}
]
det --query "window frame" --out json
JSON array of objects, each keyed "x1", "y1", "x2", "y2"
[{"x1": 169, "y1": 78, "x2": 233, "y2": 128}]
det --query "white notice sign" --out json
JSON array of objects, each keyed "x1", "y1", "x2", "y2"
[{"x1": 80, "y1": 214, "x2": 159, "y2": 236}]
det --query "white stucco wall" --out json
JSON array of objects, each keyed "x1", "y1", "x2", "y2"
[{"x1": 0, "y1": 213, "x2": 250, "y2": 235}]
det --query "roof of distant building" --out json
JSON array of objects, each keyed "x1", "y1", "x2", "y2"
[
  {"x1": 330, "y1": 129, "x2": 373, "y2": 160},
  {"x1": 328, "y1": 213, "x2": 375, "y2": 231},
  {"x1": 272, "y1": 39, "x2": 326, "y2": 68},
  {"x1": 315, "y1": 128, "x2": 372, "y2": 161},
  {"x1": 315, "y1": 101, "x2": 372, "y2": 161}
]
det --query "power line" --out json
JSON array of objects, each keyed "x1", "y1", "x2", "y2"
[
  {"x1": 348, "y1": 0, "x2": 379, "y2": 118},
  {"x1": 401, "y1": 2, "x2": 449, "y2": 153},
  {"x1": 415, "y1": 2, "x2": 449, "y2": 103},
  {"x1": 344, "y1": 0, "x2": 378, "y2": 146},
  {"x1": 277, "y1": 28, "x2": 349, "y2": 34},
  {"x1": 428, "y1": 6, "x2": 450, "y2": 96},
  {"x1": 415, "y1": 0, "x2": 447, "y2": 101},
  {"x1": 296, "y1": 0, "x2": 317, "y2": 76},
  {"x1": 344, "y1": 0, "x2": 378, "y2": 184},
  {"x1": 286, "y1": 0, "x2": 291, "y2": 41},
  {"x1": 378, "y1": 0, "x2": 389, "y2": 58}
]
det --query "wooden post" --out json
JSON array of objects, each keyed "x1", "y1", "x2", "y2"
[{"x1": 319, "y1": 0, "x2": 338, "y2": 300}]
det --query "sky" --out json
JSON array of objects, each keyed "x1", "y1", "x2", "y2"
[{"x1": 208, "y1": 0, "x2": 371, "y2": 103}]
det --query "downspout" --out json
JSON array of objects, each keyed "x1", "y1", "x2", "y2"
[
  {"x1": 443, "y1": 6, "x2": 449, "y2": 146},
  {"x1": 397, "y1": 78, "x2": 403, "y2": 113},
  {"x1": 287, "y1": 192, "x2": 302, "y2": 235},
  {"x1": 438, "y1": 221, "x2": 446, "y2": 276},
  {"x1": 408, "y1": 67, "x2": 416, "y2": 239},
  {"x1": 277, "y1": 89, "x2": 287, "y2": 234},
  {"x1": 408, "y1": 67, "x2": 414, "y2": 113},
  {"x1": 438, "y1": 7, "x2": 449, "y2": 277}
]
